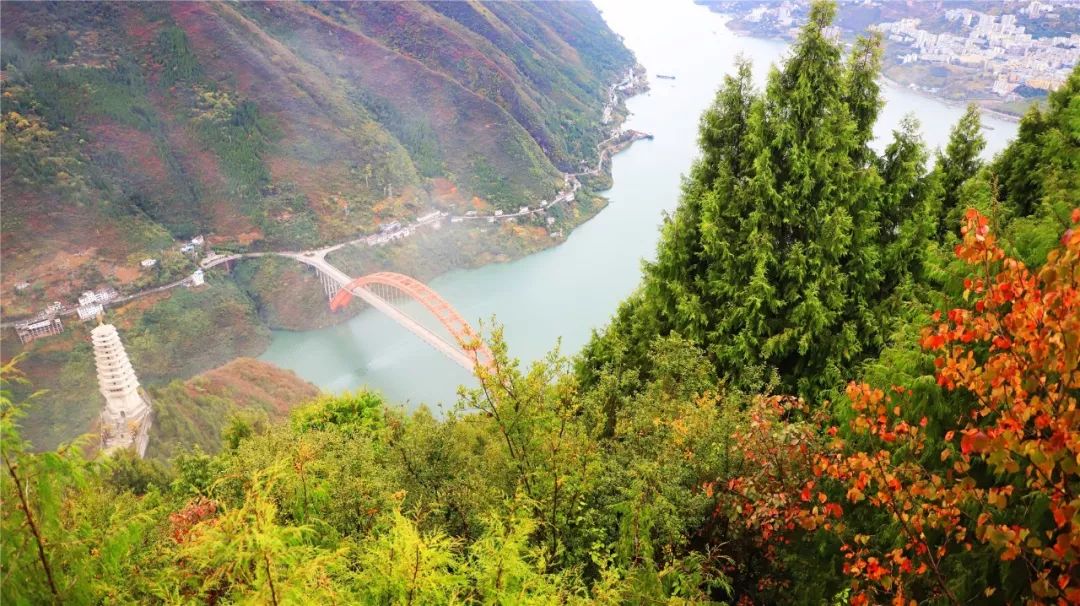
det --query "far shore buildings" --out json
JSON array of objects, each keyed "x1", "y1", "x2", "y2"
[
  {"x1": 91, "y1": 323, "x2": 152, "y2": 457},
  {"x1": 873, "y1": 8, "x2": 1079, "y2": 97}
]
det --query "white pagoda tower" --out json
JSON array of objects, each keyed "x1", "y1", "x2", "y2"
[{"x1": 91, "y1": 323, "x2": 152, "y2": 457}]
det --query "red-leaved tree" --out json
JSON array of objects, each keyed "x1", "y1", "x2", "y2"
[{"x1": 722, "y1": 209, "x2": 1079, "y2": 605}]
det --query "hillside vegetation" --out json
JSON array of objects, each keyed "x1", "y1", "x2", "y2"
[
  {"x1": 2, "y1": 3, "x2": 1077, "y2": 604},
  {"x1": 147, "y1": 357, "x2": 319, "y2": 460},
  {"x1": 0, "y1": 0, "x2": 633, "y2": 306}
]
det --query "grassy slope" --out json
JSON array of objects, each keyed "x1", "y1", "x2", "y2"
[{"x1": 236, "y1": 2, "x2": 558, "y2": 210}]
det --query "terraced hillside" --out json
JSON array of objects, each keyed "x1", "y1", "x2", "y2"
[{"x1": 0, "y1": 1, "x2": 634, "y2": 309}]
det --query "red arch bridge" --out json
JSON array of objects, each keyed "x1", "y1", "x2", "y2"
[
  {"x1": 284, "y1": 253, "x2": 491, "y2": 371},
  {"x1": 201, "y1": 251, "x2": 492, "y2": 371}
]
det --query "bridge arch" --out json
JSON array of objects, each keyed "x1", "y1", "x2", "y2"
[{"x1": 330, "y1": 272, "x2": 492, "y2": 369}]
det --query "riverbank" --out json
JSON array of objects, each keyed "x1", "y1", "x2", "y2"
[
  {"x1": 878, "y1": 72, "x2": 1024, "y2": 123},
  {"x1": 2, "y1": 64, "x2": 652, "y2": 333}
]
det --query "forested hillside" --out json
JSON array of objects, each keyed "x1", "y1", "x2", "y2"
[
  {"x1": 3, "y1": 3, "x2": 1077, "y2": 604},
  {"x1": 1, "y1": 0, "x2": 633, "y2": 305}
]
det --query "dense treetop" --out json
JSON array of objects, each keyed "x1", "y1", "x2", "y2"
[{"x1": 582, "y1": 2, "x2": 951, "y2": 401}]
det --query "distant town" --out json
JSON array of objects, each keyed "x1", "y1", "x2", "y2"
[
  {"x1": 875, "y1": 5, "x2": 1078, "y2": 98},
  {"x1": 701, "y1": 0, "x2": 1079, "y2": 109}
]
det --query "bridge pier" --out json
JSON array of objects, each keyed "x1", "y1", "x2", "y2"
[{"x1": 318, "y1": 270, "x2": 340, "y2": 301}]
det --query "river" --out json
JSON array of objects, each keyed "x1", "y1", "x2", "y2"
[{"x1": 259, "y1": 0, "x2": 1019, "y2": 409}]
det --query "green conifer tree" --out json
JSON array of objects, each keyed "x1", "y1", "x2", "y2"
[
  {"x1": 651, "y1": 1, "x2": 881, "y2": 396},
  {"x1": 876, "y1": 116, "x2": 938, "y2": 292},
  {"x1": 993, "y1": 64, "x2": 1079, "y2": 218},
  {"x1": 588, "y1": 0, "x2": 937, "y2": 399}
]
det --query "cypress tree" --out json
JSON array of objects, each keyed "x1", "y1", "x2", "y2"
[
  {"x1": 650, "y1": 1, "x2": 886, "y2": 396},
  {"x1": 877, "y1": 116, "x2": 938, "y2": 292},
  {"x1": 590, "y1": 0, "x2": 939, "y2": 399},
  {"x1": 645, "y1": 58, "x2": 756, "y2": 346}
]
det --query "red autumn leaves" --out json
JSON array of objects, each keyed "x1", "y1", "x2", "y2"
[{"x1": 169, "y1": 497, "x2": 218, "y2": 545}]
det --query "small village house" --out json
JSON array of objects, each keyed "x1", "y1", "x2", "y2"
[{"x1": 15, "y1": 318, "x2": 64, "y2": 344}]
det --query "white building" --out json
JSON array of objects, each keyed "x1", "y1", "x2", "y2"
[
  {"x1": 91, "y1": 323, "x2": 152, "y2": 457},
  {"x1": 190, "y1": 269, "x2": 205, "y2": 287},
  {"x1": 77, "y1": 303, "x2": 104, "y2": 322},
  {"x1": 140, "y1": 258, "x2": 157, "y2": 268},
  {"x1": 78, "y1": 288, "x2": 117, "y2": 307},
  {"x1": 15, "y1": 318, "x2": 63, "y2": 344},
  {"x1": 993, "y1": 75, "x2": 1017, "y2": 96}
]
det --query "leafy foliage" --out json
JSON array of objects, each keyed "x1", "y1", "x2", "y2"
[{"x1": 0, "y1": 333, "x2": 743, "y2": 603}]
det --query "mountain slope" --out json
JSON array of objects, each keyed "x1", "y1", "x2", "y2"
[{"x1": 0, "y1": 0, "x2": 633, "y2": 306}]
